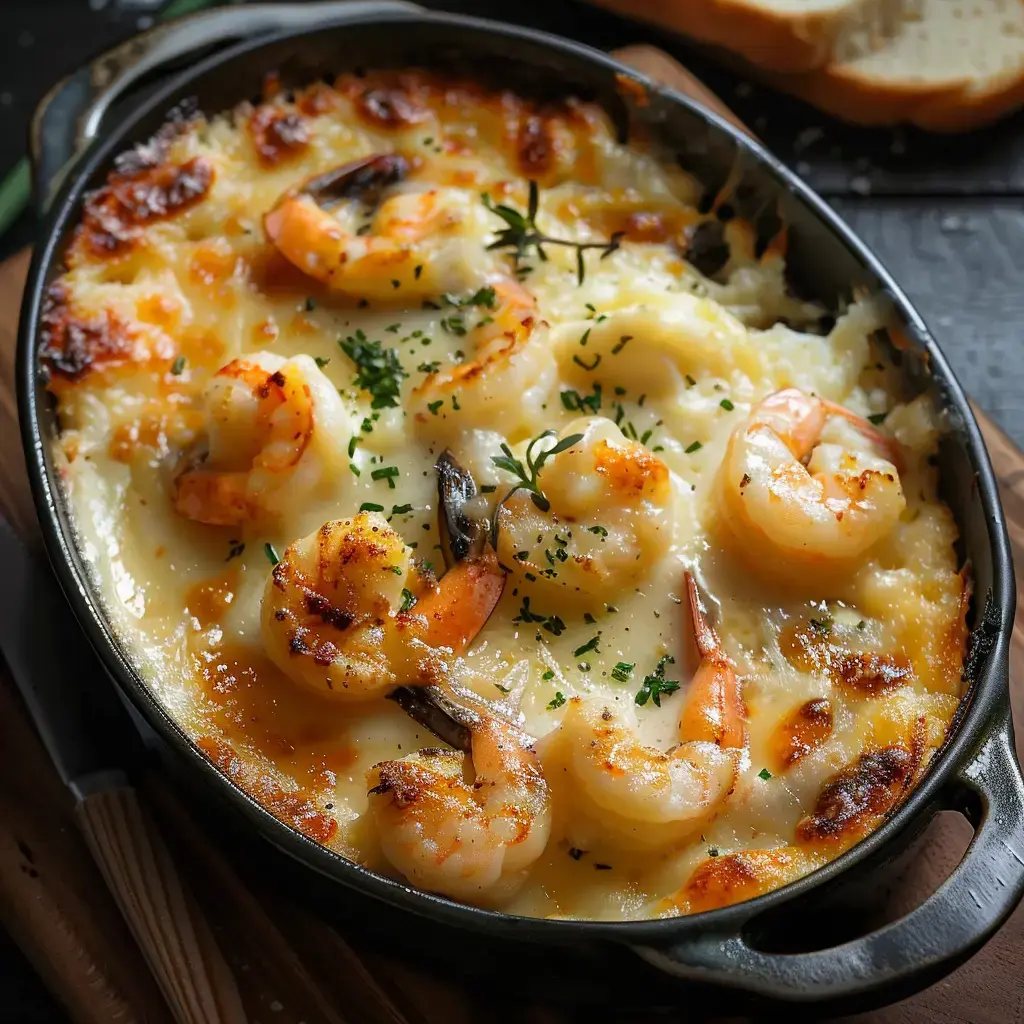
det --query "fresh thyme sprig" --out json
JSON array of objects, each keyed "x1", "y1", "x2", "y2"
[
  {"x1": 489, "y1": 429, "x2": 584, "y2": 545},
  {"x1": 482, "y1": 181, "x2": 624, "y2": 285}
]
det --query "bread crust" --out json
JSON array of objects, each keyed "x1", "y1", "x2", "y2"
[
  {"x1": 589, "y1": 0, "x2": 901, "y2": 72},
  {"x1": 764, "y1": 60, "x2": 1024, "y2": 132}
]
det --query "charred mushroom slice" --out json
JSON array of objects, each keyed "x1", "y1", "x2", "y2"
[
  {"x1": 298, "y1": 153, "x2": 409, "y2": 210},
  {"x1": 436, "y1": 449, "x2": 487, "y2": 569},
  {"x1": 388, "y1": 685, "x2": 473, "y2": 753}
]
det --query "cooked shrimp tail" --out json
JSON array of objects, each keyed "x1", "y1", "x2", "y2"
[{"x1": 681, "y1": 571, "x2": 746, "y2": 750}]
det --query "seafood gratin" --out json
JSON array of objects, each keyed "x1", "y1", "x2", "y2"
[{"x1": 41, "y1": 70, "x2": 969, "y2": 920}]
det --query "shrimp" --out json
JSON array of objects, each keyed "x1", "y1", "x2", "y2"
[
  {"x1": 261, "y1": 512, "x2": 505, "y2": 699},
  {"x1": 367, "y1": 686, "x2": 551, "y2": 903},
  {"x1": 494, "y1": 417, "x2": 676, "y2": 603},
  {"x1": 409, "y1": 277, "x2": 558, "y2": 435},
  {"x1": 263, "y1": 154, "x2": 492, "y2": 301},
  {"x1": 547, "y1": 572, "x2": 745, "y2": 850},
  {"x1": 717, "y1": 387, "x2": 906, "y2": 570},
  {"x1": 173, "y1": 352, "x2": 351, "y2": 526}
]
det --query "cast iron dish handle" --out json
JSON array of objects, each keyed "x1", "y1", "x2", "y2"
[
  {"x1": 30, "y1": 0, "x2": 421, "y2": 209},
  {"x1": 637, "y1": 711, "x2": 1024, "y2": 1001}
]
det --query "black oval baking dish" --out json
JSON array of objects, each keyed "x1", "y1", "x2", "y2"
[{"x1": 17, "y1": 2, "x2": 1024, "y2": 1011}]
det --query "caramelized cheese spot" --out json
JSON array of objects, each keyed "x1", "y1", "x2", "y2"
[
  {"x1": 40, "y1": 284, "x2": 143, "y2": 382},
  {"x1": 682, "y1": 847, "x2": 808, "y2": 913},
  {"x1": 796, "y1": 746, "x2": 915, "y2": 848},
  {"x1": 769, "y1": 697, "x2": 833, "y2": 770},
  {"x1": 248, "y1": 104, "x2": 311, "y2": 165},
  {"x1": 197, "y1": 735, "x2": 337, "y2": 843},
  {"x1": 77, "y1": 156, "x2": 213, "y2": 258}
]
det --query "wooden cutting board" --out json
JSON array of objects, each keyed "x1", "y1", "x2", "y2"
[{"x1": 0, "y1": 45, "x2": 1022, "y2": 1024}]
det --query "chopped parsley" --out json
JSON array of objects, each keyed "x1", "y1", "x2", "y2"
[
  {"x1": 611, "y1": 661, "x2": 635, "y2": 683},
  {"x1": 339, "y1": 330, "x2": 408, "y2": 409},
  {"x1": 547, "y1": 692, "x2": 567, "y2": 710},
  {"x1": 611, "y1": 335, "x2": 632, "y2": 355},
  {"x1": 417, "y1": 361, "x2": 441, "y2": 374},
  {"x1": 399, "y1": 588, "x2": 417, "y2": 613},
  {"x1": 809, "y1": 614, "x2": 834, "y2": 634},
  {"x1": 720, "y1": 398, "x2": 735, "y2": 411},
  {"x1": 573, "y1": 636, "x2": 600, "y2": 658},
  {"x1": 588, "y1": 525, "x2": 608, "y2": 538},
  {"x1": 572, "y1": 353, "x2": 602, "y2": 372},
  {"x1": 226, "y1": 540, "x2": 245, "y2": 561},
  {"x1": 635, "y1": 655, "x2": 680, "y2": 707},
  {"x1": 561, "y1": 384, "x2": 602, "y2": 414},
  {"x1": 371, "y1": 466, "x2": 400, "y2": 489},
  {"x1": 758, "y1": 768, "x2": 773, "y2": 781},
  {"x1": 443, "y1": 286, "x2": 497, "y2": 310},
  {"x1": 868, "y1": 411, "x2": 888, "y2": 425},
  {"x1": 170, "y1": 355, "x2": 186, "y2": 375},
  {"x1": 264, "y1": 542, "x2": 280, "y2": 566},
  {"x1": 359, "y1": 502, "x2": 385, "y2": 513},
  {"x1": 685, "y1": 440, "x2": 703, "y2": 454},
  {"x1": 427, "y1": 400, "x2": 444, "y2": 415},
  {"x1": 391, "y1": 503, "x2": 414, "y2": 516},
  {"x1": 542, "y1": 670, "x2": 555, "y2": 680}
]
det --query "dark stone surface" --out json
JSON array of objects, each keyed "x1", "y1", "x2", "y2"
[{"x1": 0, "y1": 1, "x2": 1021, "y2": 1019}]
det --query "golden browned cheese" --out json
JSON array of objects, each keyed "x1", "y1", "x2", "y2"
[{"x1": 45, "y1": 69, "x2": 968, "y2": 921}]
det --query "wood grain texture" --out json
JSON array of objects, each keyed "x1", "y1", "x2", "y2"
[
  {"x1": 0, "y1": 43, "x2": 1021, "y2": 1022},
  {"x1": 75, "y1": 787, "x2": 246, "y2": 1024}
]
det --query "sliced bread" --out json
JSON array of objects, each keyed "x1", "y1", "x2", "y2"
[
  {"x1": 588, "y1": 0, "x2": 908, "y2": 72},
  {"x1": 766, "y1": 0, "x2": 1024, "y2": 130}
]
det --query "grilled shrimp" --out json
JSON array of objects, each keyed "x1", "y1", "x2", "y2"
[
  {"x1": 495, "y1": 417, "x2": 676, "y2": 601},
  {"x1": 717, "y1": 388, "x2": 905, "y2": 570},
  {"x1": 173, "y1": 352, "x2": 351, "y2": 526},
  {"x1": 548, "y1": 572, "x2": 745, "y2": 850},
  {"x1": 261, "y1": 512, "x2": 504, "y2": 699},
  {"x1": 367, "y1": 686, "x2": 551, "y2": 903},
  {"x1": 410, "y1": 277, "x2": 558, "y2": 436},
  {"x1": 263, "y1": 154, "x2": 492, "y2": 301}
]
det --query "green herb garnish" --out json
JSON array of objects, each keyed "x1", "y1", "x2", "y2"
[
  {"x1": 339, "y1": 330, "x2": 408, "y2": 409},
  {"x1": 635, "y1": 655, "x2": 680, "y2": 707},
  {"x1": 612, "y1": 661, "x2": 634, "y2": 683},
  {"x1": 481, "y1": 181, "x2": 623, "y2": 285},
  {"x1": 371, "y1": 466, "x2": 400, "y2": 489},
  {"x1": 490, "y1": 430, "x2": 584, "y2": 518},
  {"x1": 264, "y1": 543, "x2": 280, "y2": 566},
  {"x1": 547, "y1": 692, "x2": 567, "y2": 710}
]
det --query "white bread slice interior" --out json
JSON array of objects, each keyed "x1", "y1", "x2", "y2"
[
  {"x1": 766, "y1": 0, "x2": 1024, "y2": 130},
  {"x1": 588, "y1": 0, "x2": 908, "y2": 72}
]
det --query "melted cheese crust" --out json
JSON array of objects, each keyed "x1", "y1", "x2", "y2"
[{"x1": 43, "y1": 70, "x2": 967, "y2": 921}]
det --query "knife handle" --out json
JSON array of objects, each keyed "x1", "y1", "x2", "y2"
[{"x1": 74, "y1": 780, "x2": 247, "y2": 1024}]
